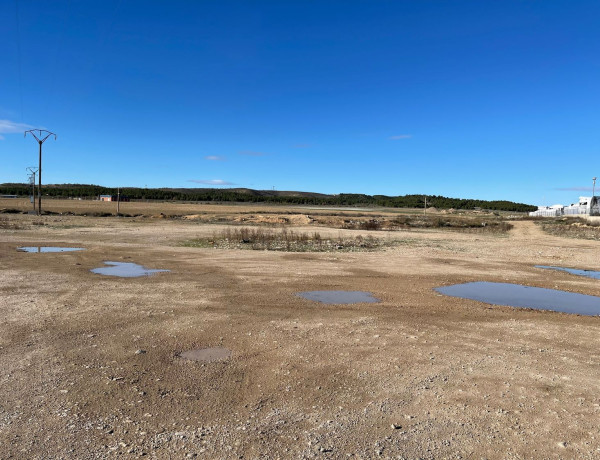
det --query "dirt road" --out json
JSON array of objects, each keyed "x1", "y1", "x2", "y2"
[{"x1": 1, "y1": 212, "x2": 600, "y2": 459}]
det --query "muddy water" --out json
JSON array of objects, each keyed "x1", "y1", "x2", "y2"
[
  {"x1": 297, "y1": 291, "x2": 380, "y2": 304},
  {"x1": 535, "y1": 265, "x2": 600, "y2": 280},
  {"x1": 180, "y1": 348, "x2": 232, "y2": 362},
  {"x1": 90, "y1": 261, "x2": 169, "y2": 278},
  {"x1": 436, "y1": 282, "x2": 600, "y2": 316},
  {"x1": 18, "y1": 247, "x2": 85, "y2": 253}
]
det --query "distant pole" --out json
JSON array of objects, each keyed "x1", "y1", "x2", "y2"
[
  {"x1": 117, "y1": 187, "x2": 120, "y2": 214},
  {"x1": 25, "y1": 129, "x2": 56, "y2": 215},
  {"x1": 26, "y1": 166, "x2": 38, "y2": 212}
]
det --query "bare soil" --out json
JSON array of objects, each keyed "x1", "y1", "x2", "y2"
[{"x1": 1, "y1": 200, "x2": 600, "y2": 459}]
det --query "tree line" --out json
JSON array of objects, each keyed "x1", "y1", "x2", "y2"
[{"x1": 0, "y1": 183, "x2": 537, "y2": 212}]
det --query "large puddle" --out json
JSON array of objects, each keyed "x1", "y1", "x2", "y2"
[
  {"x1": 180, "y1": 348, "x2": 232, "y2": 362},
  {"x1": 297, "y1": 290, "x2": 380, "y2": 304},
  {"x1": 18, "y1": 246, "x2": 85, "y2": 253},
  {"x1": 436, "y1": 282, "x2": 600, "y2": 316},
  {"x1": 90, "y1": 261, "x2": 170, "y2": 278},
  {"x1": 535, "y1": 265, "x2": 600, "y2": 280}
]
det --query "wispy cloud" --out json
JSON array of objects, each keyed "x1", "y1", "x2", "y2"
[
  {"x1": 0, "y1": 119, "x2": 34, "y2": 140},
  {"x1": 389, "y1": 134, "x2": 412, "y2": 140},
  {"x1": 555, "y1": 186, "x2": 593, "y2": 192},
  {"x1": 188, "y1": 179, "x2": 236, "y2": 186},
  {"x1": 239, "y1": 150, "x2": 266, "y2": 156},
  {"x1": 204, "y1": 155, "x2": 225, "y2": 161}
]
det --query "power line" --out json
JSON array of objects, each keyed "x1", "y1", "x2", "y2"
[{"x1": 14, "y1": 0, "x2": 24, "y2": 121}]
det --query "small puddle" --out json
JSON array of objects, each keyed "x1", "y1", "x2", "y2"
[
  {"x1": 90, "y1": 261, "x2": 170, "y2": 278},
  {"x1": 179, "y1": 348, "x2": 232, "y2": 362},
  {"x1": 435, "y1": 282, "x2": 600, "y2": 316},
  {"x1": 18, "y1": 246, "x2": 85, "y2": 253},
  {"x1": 535, "y1": 266, "x2": 600, "y2": 280},
  {"x1": 297, "y1": 290, "x2": 380, "y2": 304}
]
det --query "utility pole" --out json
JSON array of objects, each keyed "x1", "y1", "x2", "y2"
[
  {"x1": 25, "y1": 129, "x2": 56, "y2": 215},
  {"x1": 117, "y1": 187, "x2": 120, "y2": 215},
  {"x1": 26, "y1": 166, "x2": 38, "y2": 212}
]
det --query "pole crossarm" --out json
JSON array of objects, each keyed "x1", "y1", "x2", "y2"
[{"x1": 25, "y1": 129, "x2": 57, "y2": 143}]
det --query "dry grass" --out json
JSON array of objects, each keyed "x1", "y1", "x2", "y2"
[
  {"x1": 538, "y1": 218, "x2": 600, "y2": 240},
  {"x1": 341, "y1": 215, "x2": 513, "y2": 233},
  {"x1": 0, "y1": 216, "x2": 22, "y2": 230},
  {"x1": 182, "y1": 227, "x2": 384, "y2": 252}
]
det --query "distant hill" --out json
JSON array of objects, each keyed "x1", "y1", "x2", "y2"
[
  {"x1": 162, "y1": 187, "x2": 332, "y2": 199},
  {"x1": 0, "y1": 183, "x2": 537, "y2": 212}
]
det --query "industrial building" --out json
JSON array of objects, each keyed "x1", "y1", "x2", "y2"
[{"x1": 529, "y1": 196, "x2": 600, "y2": 217}]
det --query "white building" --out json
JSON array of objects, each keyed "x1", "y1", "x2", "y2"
[{"x1": 530, "y1": 196, "x2": 600, "y2": 217}]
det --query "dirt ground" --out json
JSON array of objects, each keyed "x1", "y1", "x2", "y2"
[{"x1": 1, "y1": 200, "x2": 600, "y2": 459}]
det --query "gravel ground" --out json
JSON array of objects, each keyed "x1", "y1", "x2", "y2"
[{"x1": 1, "y1": 208, "x2": 600, "y2": 459}]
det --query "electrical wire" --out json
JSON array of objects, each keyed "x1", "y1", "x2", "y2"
[{"x1": 14, "y1": 0, "x2": 24, "y2": 122}]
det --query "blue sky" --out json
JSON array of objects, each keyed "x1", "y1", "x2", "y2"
[{"x1": 1, "y1": 1, "x2": 599, "y2": 205}]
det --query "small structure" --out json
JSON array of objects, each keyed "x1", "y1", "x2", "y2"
[
  {"x1": 591, "y1": 196, "x2": 600, "y2": 216},
  {"x1": 99, "y1": 195, "x2": 130, "y2": 202}
]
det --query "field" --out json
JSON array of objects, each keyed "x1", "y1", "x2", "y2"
[{"x1": 2, "y1": 199, "x2": 600, "y2": 459}]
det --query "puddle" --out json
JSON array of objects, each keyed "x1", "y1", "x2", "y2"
[
  {"x1": 435, "y1": 282, "x2": 600, "y2": 316},
  {"x1": 180, "y1": 348, "x2": 232, "y2": 362},
  {"x1": 18, "y1": 246, "x2": 85, "y2": 253},
  {"x1": 90, "y1": 261, "x2": 170, "y2": 278},
  {"x1": 297, "y1": 290, "x2": 380, "y2": 304},
  {"x1": 535, "y1": 266, "x2": 600, "y2": 280}
]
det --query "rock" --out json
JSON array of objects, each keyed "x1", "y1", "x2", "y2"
[
  {"x1": 558, "y1": 442, "x2": 567, "y2": 448},
  {"x1": 391, "y1": 424, "x2": 402, "y2": 429},
  {"x1": 135, "y1": 349, "x2": 147, "y2": 355}
]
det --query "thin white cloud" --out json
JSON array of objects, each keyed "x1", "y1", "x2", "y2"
[
  {"x1": 188, "y1": 179, "x2": 236, "y2": 186},
  {"x1": 204, "y1": 155, "x2": 225, "y2": 161},
  {"x1": 555, "y1": 186, "x2": 592, "y2": 192},
  {"x1": 239, "y1": 150, "x2": 266, "y2": 156},
  {"x1": 389, "y1": 134, "x2": 412, "y2": 140},
  {"x1": 0, "y1": 119, "x2": 34, "y2": 139}
]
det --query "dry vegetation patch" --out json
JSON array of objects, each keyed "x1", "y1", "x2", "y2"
[
  {"x1": 182, "y1": 227, "x2": 385, "y2": 252},
  {"x1": 538, "y1": 218, "x2": 600, "y2": 240},
  {"x1": 340, "y1": 215, "x2": 513, "y2": 233},
  {"x1": 0, "y1": 216, "x2": 23, "y2": 230}
]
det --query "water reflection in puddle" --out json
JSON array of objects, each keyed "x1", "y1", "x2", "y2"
[
  {"x1": 180, "y1": 348, "x2": 232, "y2": 362},
  {"x1": 18, "y1": 246, "x2": 85, "y2": 253},
  {"x1": 90, "y1": 261, "x2": 170, "y2": 278},
  {"x1": 436, "y1": 282, "x2": 600, "y2": 316},
  {"x1": 297, "y1": 290, "x2": 380, "y2": 304},
  {"x1": 535, "y1": 265, "x2": 600, "y2": 280}
]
